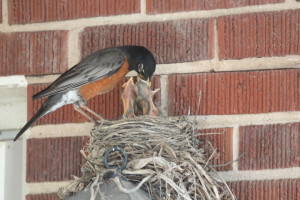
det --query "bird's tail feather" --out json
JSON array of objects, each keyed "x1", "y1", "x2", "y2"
[
  {"x1": 14, "y1": 109, "x2": 46, "y2": 141},
  {"x1": 32, "y1": 86, "x2": 50, "y2": 100},
  {"x1": 14, "y1": 94, "x2": 63, "y2": 141}
]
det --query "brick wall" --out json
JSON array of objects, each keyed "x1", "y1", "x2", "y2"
[{"x1": 1, "y1": 0, "x2": 299, "y2": 199}]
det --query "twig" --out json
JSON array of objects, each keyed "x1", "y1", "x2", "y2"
[
  {"x1": 196, "y1": 90, "x2": 202, "y2": 116},
  {"x1": 210, "y1": 152, "x2": 245, "y2": 168},
  {"x1": 90, "y1": 173, "x2": 100, "y2": 200},
  {"x1": 58, "y1": 116, "x2": 236, "y2": 200},
  {"x1": 112, "y1": 175, "x2": 152, "y2": 193}
]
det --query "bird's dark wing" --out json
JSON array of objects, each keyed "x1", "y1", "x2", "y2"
[{"x1": 33, "y1": 48, "x2": 126, "y2": 99}]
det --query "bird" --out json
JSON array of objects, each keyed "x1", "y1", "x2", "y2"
[
  {"x1": 121, "y1": 77, "x2": 160, "y2": 118},
  {"x1": 134, "y1": 77, "x2": 160, "y2": 116},
  {"x1": 14, "y1": 46, "x2": 156, "y2": 141},
  {"x1": 121, "y1": 77, "x2": 136, "y2": 118}
]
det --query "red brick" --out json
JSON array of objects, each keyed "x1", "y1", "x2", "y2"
[
  {"x1": 0, "y1": 31, "x2": 68, "y2": 76},
  {"x1": 168, "y1": 69, "x2": 299, "y2": 115},
  {"x1": 26, "y1": 193, "x2": 59, "y2": 200},
  {"x1": 8, "y1": 0, "x2": 140, "y2": 24},
  {"x1": 198, "y1": 128, "x2": 233, "y2": 171},
  {"x1": 228, "y1": 179, "x2": 300, "y2": 200},
  {"x1": 218, "y1": 10, "x2": 300, "y2": 60},
  {"x1": 146, "y1": 0, "x2": 284, "y2": 14},
  {"x1": 27, "y1": 76, "x2": 160, "y2": 126},
  {"x1": 239, "y1": 123, "x2": 300, "y2": 170},
  {"x1": 80, "y1": 18, "x2": 214, "y2": 64},
  {"x1": 27, "y1": 136, "x2": 89, "y2": 182}
]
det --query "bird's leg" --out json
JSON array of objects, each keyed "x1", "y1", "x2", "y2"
[
  {"x1": 73, "y1": 102, "x2": 96, "y2": 122},
  {"x1": 78, "y1": 100, "x2": 104, "y2": 123}
]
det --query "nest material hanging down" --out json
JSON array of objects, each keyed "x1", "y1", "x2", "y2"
[{"x1": 58, "y1": 116, "x2": 236, "y2": 200}]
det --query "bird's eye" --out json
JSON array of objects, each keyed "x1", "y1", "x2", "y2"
[{"x1": 138, "y1": 63, "x2": 144, "y2": 73}]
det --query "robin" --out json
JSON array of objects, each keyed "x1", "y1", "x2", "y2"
[
  {"x1": 14, "y1": 46, "x2": 156, "y2": 141},
  {"x1": 121, "y1": 77, "x2": 136, "y2": 118}
]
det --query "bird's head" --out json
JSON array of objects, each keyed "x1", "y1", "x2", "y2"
[{"x1": 122, "y1": 46, "x2": 156, "y2": 81}]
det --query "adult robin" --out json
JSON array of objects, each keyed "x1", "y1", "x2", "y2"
[{"x1": 14, "y1": 46, "x2": 156, "y2": 141}]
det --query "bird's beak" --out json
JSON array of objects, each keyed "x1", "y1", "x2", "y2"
[
  {"x1": 147, "y1": 78, "x2": 151, "y2": 86},
  {"x1": 122, "y1": 77, "x2": 134, "y2": 88},
  {"x1": 138, "y1": 73, "x2": 145, "y2": 80},
  {"x1": 137, "y1": 75, "x2": 151, "y2": 86}
]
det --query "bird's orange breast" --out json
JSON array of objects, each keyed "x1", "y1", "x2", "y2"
[{"x1": 79, "y1": 58, "x2": 129, "y2": 100}]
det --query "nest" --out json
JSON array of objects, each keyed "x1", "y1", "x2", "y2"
[{"x1": 58, "y1": 116, "x2": 235, "y2": 200}]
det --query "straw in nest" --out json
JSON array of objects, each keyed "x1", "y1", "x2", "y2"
[{"x1": 58, "y1": 116, "x2": 236, "y2": 200}]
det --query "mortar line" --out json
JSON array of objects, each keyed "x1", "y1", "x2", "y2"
[
  {"x1": 232, "y1": 125, "x2": 239, "y2": 171},
  {"x1": 24, "y1": 55, "x2": 300, "y2": 84},
  {"x1": 67, "y1": 28, "x2": 83, "y2": 69},
  {"x1": 154, "y1": 56, "x2": 300, "y2": 74},
  {"x1": 218, "y1": 167, "x2": 300, "y2": 182},
  {"x1": 160, "y1": 75, "x2": 169, "y2": 116},
  {"x1": 27, "y1": 181, "x2": 72, "y2": 195},
  {"x1": 140, "y1": 0, "x2": 147, "y2": 15},
  {"x1": 189, "y1": 111, "x2": 300, "y2": 128},
  {"x1": 27, "y1": 111, "x2": 300, "y2": 139},
  {"x1": 2, "y1": 0, "x2": 8, "y2": 25},
  {"x1": 25, "y1": 75, "x2": 60, "y2": 85},
  {"x1": 0, "y1": 2, "x2": 299, "y2": 33},
  {"x1": 29, "y1": 122, "x2": 93, "y2": 139},
  {"x1": 286, "y1": 0, "x2": 297, "y2": 4},
  {"x1": 213, "y1": 16, "x2": 219, "y2": 61}
]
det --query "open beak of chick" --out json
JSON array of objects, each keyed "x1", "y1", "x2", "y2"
[{"x1": 121, "y1": 77, "x2": 160, "y2": 118}]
